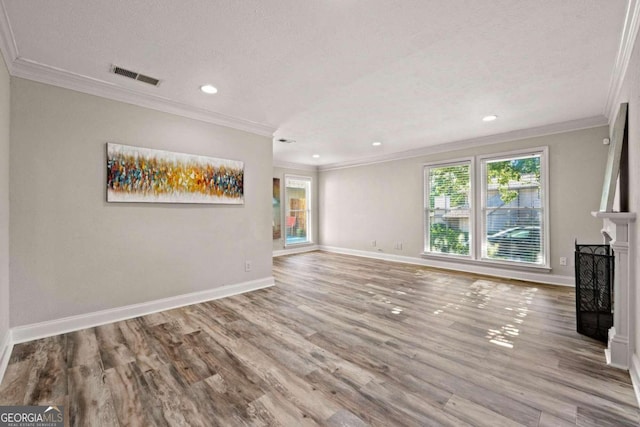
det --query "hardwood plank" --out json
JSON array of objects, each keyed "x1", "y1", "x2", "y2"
[
  {"x1": 0, "y1": 251, "x2": 637, "y2": 426},
  {"x1": 303, "y1": 369, "x2": 401, "y2": 427},
  {"x1": 117, "y1": 318, "x2": 168, "y2": 372},
  {"x1": 68, "y1": 363, "x2": 119, "y2": 427},
  {"x1": 67, "y1": 328, "x2": 102, "y2": 368},
  {"x1": 248, "y1": 392, "x2": 318, "y2": 426},
  {"x1": 576, "y1": 405, "x2": 639, "y2": 427},
  {"x1": 21, "y1": 336, "x2": 67, "y2": 406},
  {"x1": 104, "y1": 362, "x2": 158, "y2": 427},
  {"x1": 141, "y1": 364, "x2": 206, "y2": 426},
  {"x1": 443, "y1": 394, "x2": 527, "y2": 427},
  {"x1": 95, "y1": 323, "x2": 136, "y2": 370},
  {"x1": 326, "y1": 409, "x2": 368, "y2": 427},
  {"x1": 0, "y1": 360, "x2": 31, "y2": 405},
  {"x1": 538, "y1": 412, "x2": 576, "y2": 427}
]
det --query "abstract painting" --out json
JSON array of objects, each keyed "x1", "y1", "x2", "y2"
[{"x1": 107, "y1": 143, "x2": 244, "y2": 204}]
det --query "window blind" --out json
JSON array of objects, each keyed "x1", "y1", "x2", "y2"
[
  {"x1": 482, "y1": 154, "x2": 544, "y2": 265},
  {"x1": 424, "y1": 162, "x2": 471, "y2": 256}
]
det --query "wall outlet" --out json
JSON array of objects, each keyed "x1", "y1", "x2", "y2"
[
  {"x1": 371, "y1": 240, "x2": 377, "y2": 247},
  {"x1": 559, "y1": 257, "x2": 567, "y2": 266},
  {"x1": 394, "y1": 242, "x2": 403, "y2": 250},
  {"x1": 245, "y1": 260, "x2": 252, "y2": 272}
]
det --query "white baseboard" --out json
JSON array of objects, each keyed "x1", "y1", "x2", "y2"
[
  {"x1": 273, "y1": 244, "x2": 320, "y2": 257},
  {"x1": 10, "y1": 276, "x2": 275, "y2": 345},
  {"x1": 630, "y1": 353, "x2": 640, "y2": 408},
  {"x1": 0, "y1": 329, "x2": 13, "y2": 385},
  {"x1": 318, "y1": 245, "x2": 574, "y2": 287}
]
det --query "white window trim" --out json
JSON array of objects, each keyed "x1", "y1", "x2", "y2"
[
  {"x1": 284, "y1": 174, "x2": 313, "y2": 247},
  {"x1": 421, "y1": 147, "x2": 550, "y2": 272},
  {"x1": 477, "y1": 146, "x2": 550, "y2": 269},
  {"x1": 422, "y1": 157, "x2": 474, "y2": 259}
]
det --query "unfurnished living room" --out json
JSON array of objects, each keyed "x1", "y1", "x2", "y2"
[{"x1": 0, "y1": 1, "x2": 640, "y2": 426}]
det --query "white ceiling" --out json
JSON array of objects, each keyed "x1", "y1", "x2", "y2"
[{"x1": 0, "y1": 0, "x2": 629, "y2": 167}]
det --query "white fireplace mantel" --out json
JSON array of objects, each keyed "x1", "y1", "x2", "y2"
[{"x1": 592, "y1": 211, "x2": 636, "y2": 369}]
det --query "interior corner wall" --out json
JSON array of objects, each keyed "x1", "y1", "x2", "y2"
[
  {"x1": 318, "y1": 126, "x2": 609, "y2": 279},
  {"x1": 0, "y1": 56, "x2": 10, "y2": 349},
  {"x1": 272, "y1": 166, "x2": 319, "y2": 252},
  {"x1": 9, "y1": 77, "x2": 273, "y2": 327},
  {"x1": 613, "y1": 27, "x2": 640, "y2": 392}
]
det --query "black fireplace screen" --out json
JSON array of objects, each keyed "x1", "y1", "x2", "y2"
[{"x1": 575, "y1": 243, "x2": 613, "y2": 342}]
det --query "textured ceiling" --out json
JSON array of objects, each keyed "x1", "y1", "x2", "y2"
[{"x1": 1, "y1": 0, "x2": 628, "y2": 166}]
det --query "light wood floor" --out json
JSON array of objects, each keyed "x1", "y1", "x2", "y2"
[{"x1": 0, "y1": 251, "x2": 638, "y2": 426}]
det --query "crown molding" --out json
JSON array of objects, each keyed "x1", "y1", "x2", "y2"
[
  {"x1": 0, "y1": 0, "x2": 276, "y2": 137},
  {"x1": 0, "y1": 1, "x2": 16, "y2": 73},
  {"x1": 272, "y1": 160, "x2": 319, "y2": 171},
  {"x1": 318, "y1": 115, "x2": 608, "y2": 171},
  {"x1": 0, "y1": 0, "x2": 622, "y2": 161},
  {"x1": 10, "y1": 58, "x2": 277, "y2": 136},
  {"x1": 604, "y1": 0, "x2": 640, "y2": 122}
]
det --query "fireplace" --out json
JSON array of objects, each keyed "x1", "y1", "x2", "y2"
[
  {"x1": 575, "y1": 243, "x2": 613, "y2": 342},
  {"x1": 591, "y1": 212, "x2": 636, "y2": 369}
]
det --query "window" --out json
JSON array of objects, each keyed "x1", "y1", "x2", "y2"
[
  {"x1": 424, "y1": 161, "x2": 472, "y2": 256},
  {"x1": 481, "y1": 151, "x2": 547, "y2": 266},
  {"x1": 423, "y1": 148, "x2": 549, "y2": 269},
  {"x1": 284, "y1": 175, "x2": 312, "y2": 245}
]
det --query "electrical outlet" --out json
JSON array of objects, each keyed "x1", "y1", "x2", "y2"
[
  {"x1": 371, "y1": 240, "x2": 377, "y2": 247},
  {"x1": 559, "y1": 257, "x2": 567, "y2": 266},
  {"x1": 394, "y1": 242, "x2": 403, "y2": 250},
  {"x1": 245, "y1": 261, "x2": 252, "y2": 272}
]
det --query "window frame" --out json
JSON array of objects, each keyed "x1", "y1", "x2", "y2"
[
  {"x1": 421, "y1": 147, "x2": 550, "y2": 271},
  {"x1": 422, "y1": 158, "x2": 475, "y2": 259},
  {"x1": 478, "y1": 147, "x2": 550, "y2": 269},
  {"x1": 284, "y1": 174, "x2": 312, "y2": 247}
]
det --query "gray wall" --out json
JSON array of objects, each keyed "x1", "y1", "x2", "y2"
[
  {"x1": 318, "y1": 126, "x2": 609, "y2": 278},
  {"x1": 10, "y1": 78, "x2": 273, "y2": 327},
  {"x1": 0, "y1": 56, "x2": 9, "y2": 345},
  {"x1": 272, "y1": 166, "x2": 319, "y2": 252}
]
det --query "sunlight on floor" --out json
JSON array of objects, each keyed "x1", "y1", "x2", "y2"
[
  {"x1": 426, "y1": 277, "x2": 539, "y2": 350},
  {"x1": 364, "y1": 283, "x2": 409, "y2": 317},
  {"x1": 483, "y1": 284, "x2": 538, "y2": 349},
  {"x1": 372, "y1": 269, "x2": 541, "y2": 348}
]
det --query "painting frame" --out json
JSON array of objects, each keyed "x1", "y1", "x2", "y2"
[
  {"x1": 273, "y1": 178, "x2": 282, "y2": 239},
  {"x1": 106, "y1": 143, "x2": 244, "y2": 204},
  {"x1": 599, "y1": 103, "x2": 627, "y2": 212}
]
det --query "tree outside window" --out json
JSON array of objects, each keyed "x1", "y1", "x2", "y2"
[{"x1": 424, "y1": 162, "x2": 471, "y2": 256}]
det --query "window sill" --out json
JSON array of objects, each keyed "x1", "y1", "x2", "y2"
[{"x1": 420, "y1": 252, "x2": 552, "y2": 273}]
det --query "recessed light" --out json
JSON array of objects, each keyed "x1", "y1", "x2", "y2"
[
  {"x1": 482, "y1": 115, "x2": 498, "y2": 122},
  {"x1": 200, "y1": 84, "x2": 218, "y2": 94},
  {"x1": 312, "y1": 154, "x2": 320, "y2": 159},
  {"x1": 372, "y1": 141, "x2": 382, "y2": 146}
]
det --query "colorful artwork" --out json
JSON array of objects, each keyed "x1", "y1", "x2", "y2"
[
  {"x1": 273, "y1": 178, "x2": 281, "y2": 239},
  {"x1": 107, "y1": 143, "x2": 244, "y2": 204}
]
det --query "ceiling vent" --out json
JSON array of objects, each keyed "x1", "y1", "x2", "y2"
[{"x1": 111, "y1": 65, "x2": 161, "y2": 86}]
